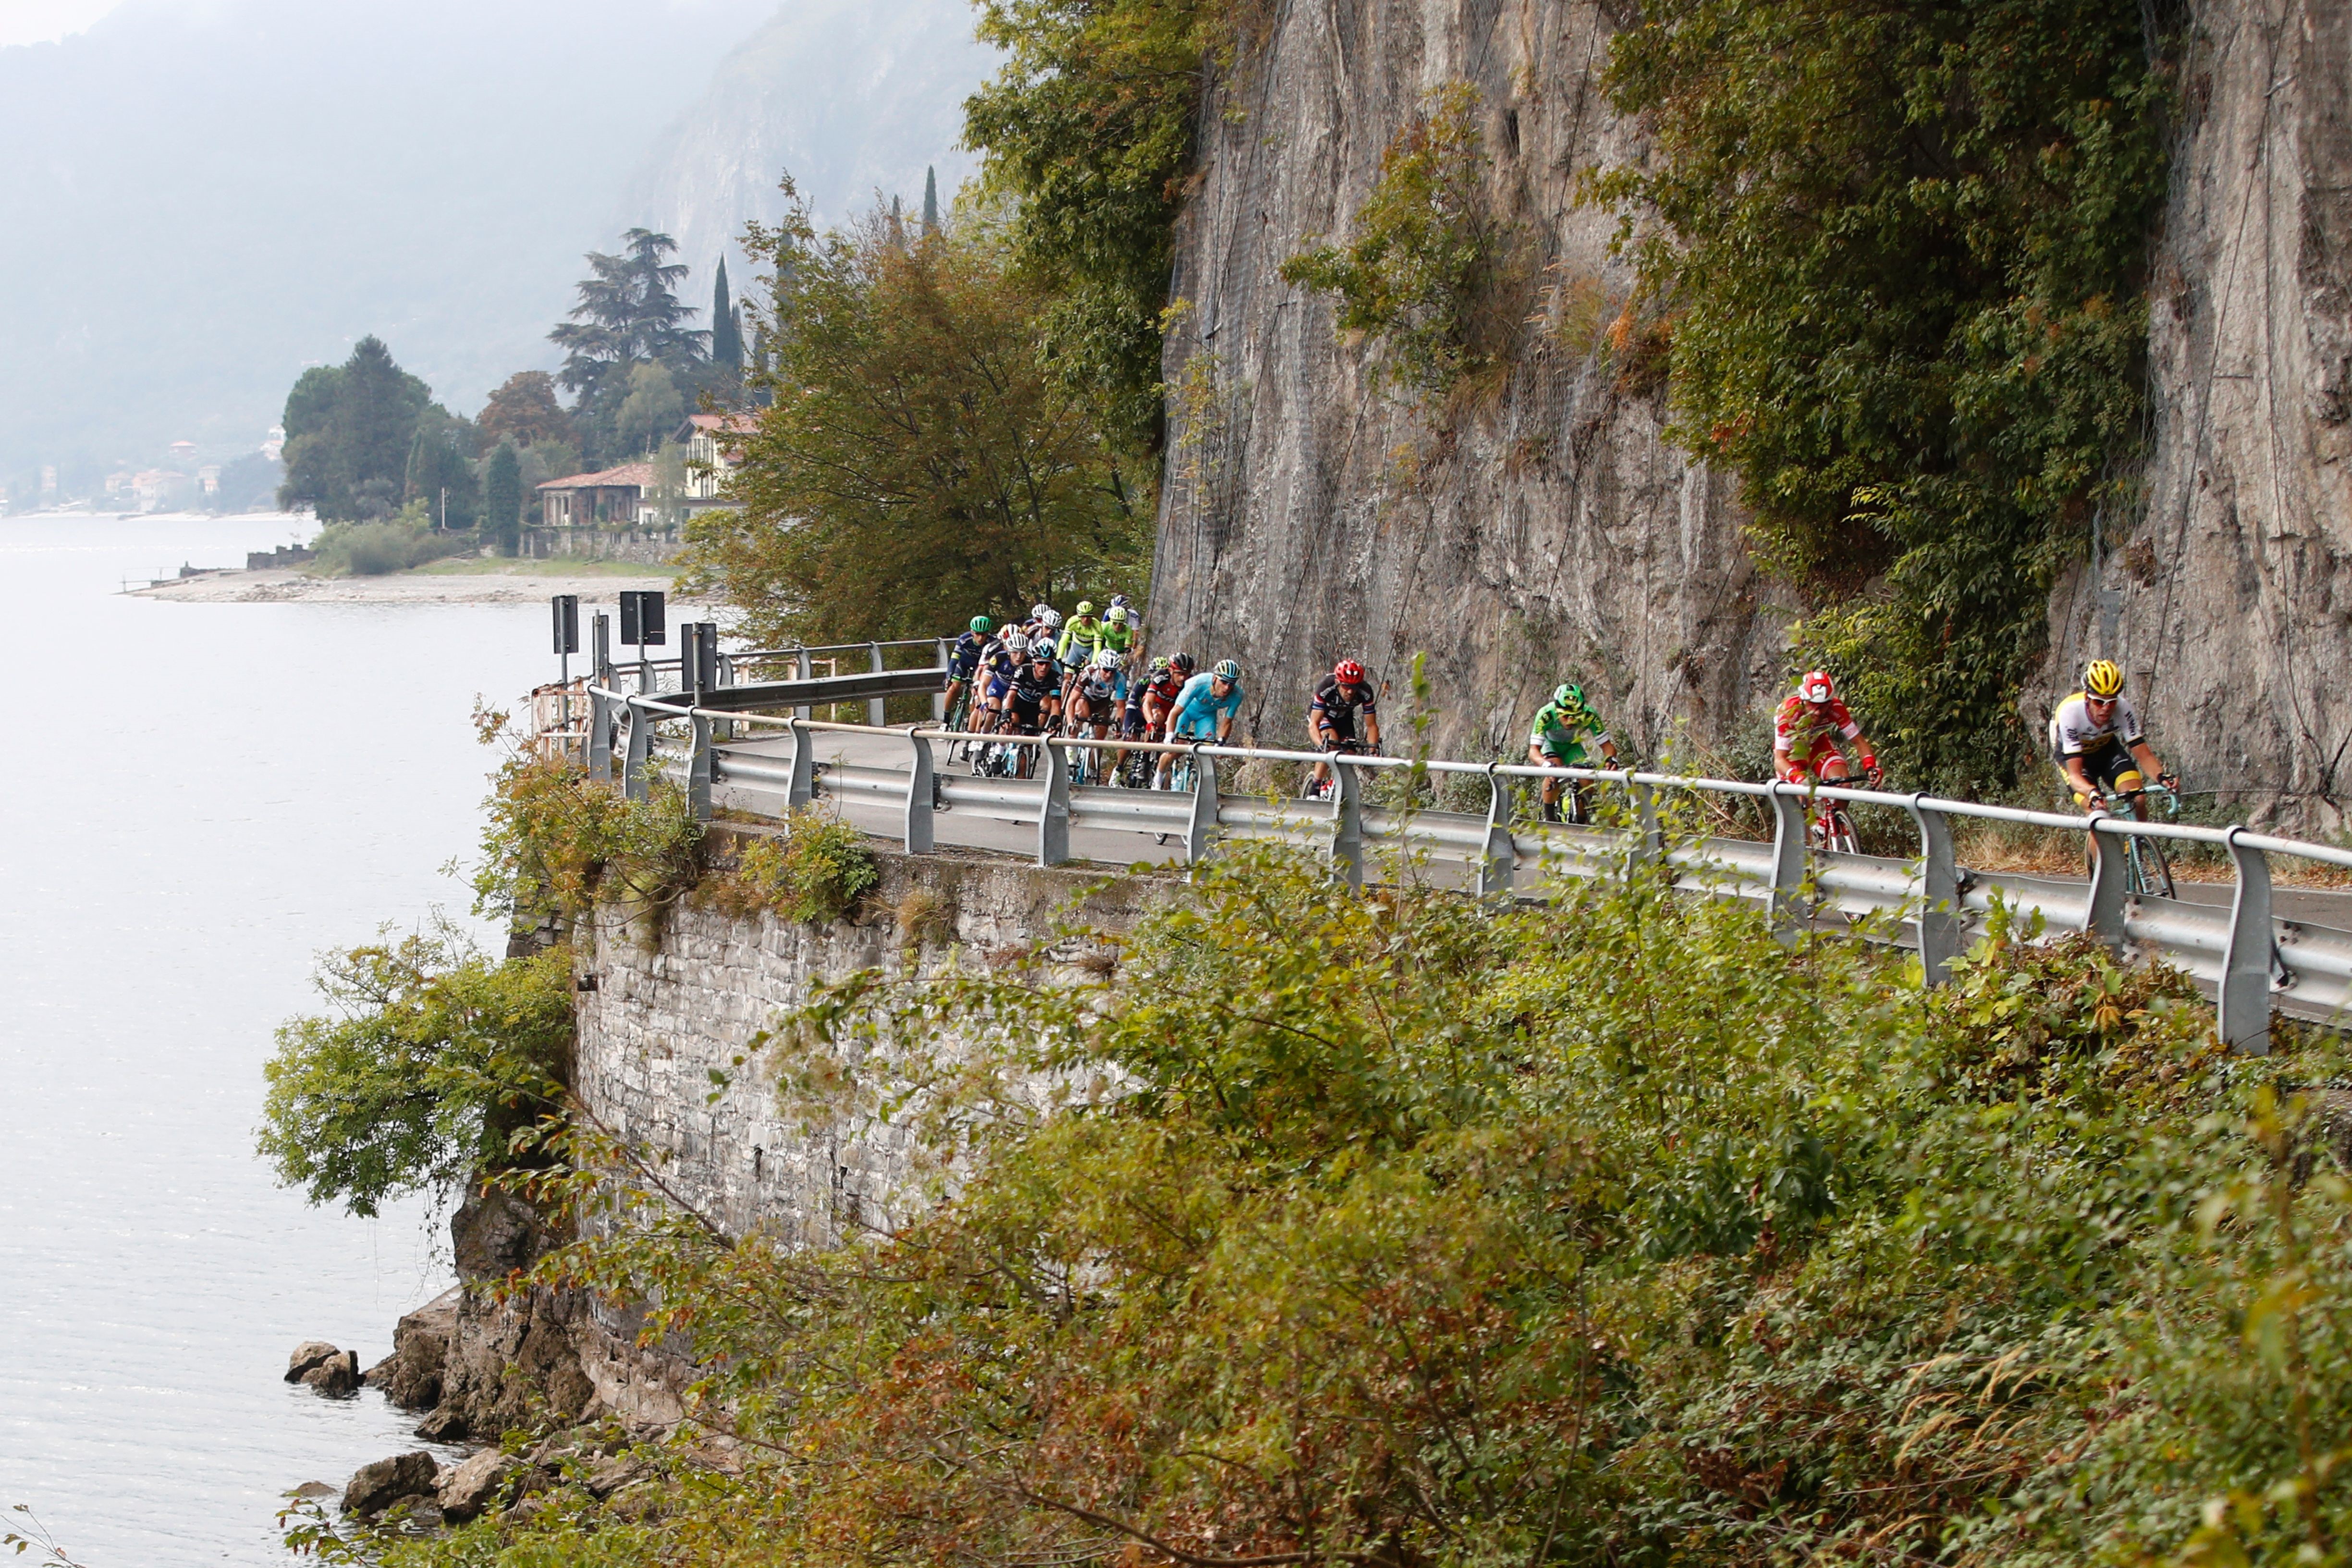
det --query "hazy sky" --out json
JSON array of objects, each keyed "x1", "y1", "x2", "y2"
[{"x1": 0, "y1": 0, "x2": 126, "y2": 47}]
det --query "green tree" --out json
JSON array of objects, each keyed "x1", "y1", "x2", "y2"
[
  {"x1": 402, "y1": 406, "x2": 480, "y2": 529},
  {"x1": 679, "y1": 191, "x2": 1151, "y2": 646},
  {"x1": 481, "y1": 441, "x2": 524, "y2": 556},
  {"x1": 1590, "y1": 0, "x2": 2171, "y2": 793},
  {"x1": 615, "y1": 363, "x2": 686, "y2": 456},
  {"x1": 276, "y1": 335, "x2": 434, "y2": 522},
  {"x1": 963, "y1": 0, "x2": 1235, "y2": 450},
  {"x1": 477, "y1": 369, "x2": 576, "y2": 451},
  {"x1": 550, "y1": 228, "x2": 707, "y2": 458},
  {"x1": 258, "y1": 928, "x2": 571, "y2": 1218},
  {"x1": 710, "y1": 257, "x2": 744, "y2": 372},
  {"x1": 920, "y1": 165, "x2": 940, "y2": 236}
]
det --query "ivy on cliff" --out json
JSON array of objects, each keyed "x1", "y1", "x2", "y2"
[
  {"x1": 1591, "y1": 0, "x2": 2171, "y2": 793},
  {"x1": 962, "y1": 0, "x2": 1244, "y2": 450}
]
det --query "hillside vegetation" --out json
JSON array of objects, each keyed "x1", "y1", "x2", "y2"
[{"x1": 341, "y1": 827, "x2": 2352, "y2": 1568}]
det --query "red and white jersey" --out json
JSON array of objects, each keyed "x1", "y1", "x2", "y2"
[{"x1": 1775, "y1": 695, "x2": 1861, "y2": 757}]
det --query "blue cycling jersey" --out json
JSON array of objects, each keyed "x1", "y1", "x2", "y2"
[
  {"x1": 1168, "y1": 672, "x2": 1243, "y2": 738},
  {"x1": 948, "y1": 630, "x2": 989, "y2": 679}
]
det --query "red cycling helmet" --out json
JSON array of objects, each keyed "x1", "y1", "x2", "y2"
[
  {"x1": 1799, "y1": 669, "x2": 1836, "y2": 704},
  {"x1": 1333, "y1": 659, "x2": 1366, "y2": 685}
]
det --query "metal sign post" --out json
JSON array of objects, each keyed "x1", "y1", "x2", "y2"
[
  {"x1": 551, "y1": 594, "x2": 580, "y2": 741},
  {"x1": 619, "y1": 590, "x2": 666, "y2": 692}
]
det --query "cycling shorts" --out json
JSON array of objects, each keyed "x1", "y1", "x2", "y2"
[
  {"x1": 1535, "y1": 734, "x2": 1597, "y2": 768},
  {"x1": 1778, "y1": 738, "x2": 1850, "y2": 783},
  {"x1": 1316, "y1": 710, "x2": 1360, "y2": 745},
  {"x1": 1008, "y1": 695, "x2": 1044, "y2": 729},
  {"x1": 2065, "y1": 741, "x2": 2144, "y2": 805},
  {"x1": 985, "y1": 673, "x2": 1013, "y2": 701}
]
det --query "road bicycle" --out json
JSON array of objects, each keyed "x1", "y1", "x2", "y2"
[
  {"x1": 1301, "y1": 737, "x2": 1370, "y2": 801},
  {"x1": 2105, "y1": 780, "x2": 2180, "y2": 899},
  {"x1": 1809, "y1": 795, "x2": 1861, "y2": 855}
]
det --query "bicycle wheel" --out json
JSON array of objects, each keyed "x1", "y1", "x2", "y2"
[
  {"x1": 2129, "y1": 835, "x2": 2177, "y2": 900},
  {"x1": 1828, "y1": 808, "x2": 1859, "y2": 855}
]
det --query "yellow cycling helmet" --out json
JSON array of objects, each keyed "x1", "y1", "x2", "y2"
[{"x1": 2082, "y1": 659, "x2": 2124, "y2": 698}]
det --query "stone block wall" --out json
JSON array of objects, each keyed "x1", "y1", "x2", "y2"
[{"x1": 570, "y1": 836, "x2": 1173, "y2": 1246}]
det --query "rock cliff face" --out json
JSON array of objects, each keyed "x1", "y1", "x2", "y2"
[
  {"x1": 1149, "y1": 0, "x2": 1789, "y2": 764},
  {"x1": 1154, "y1": 0, "x2": 2352, "y2": 823},
  {"x1": 2049, "y1": 0, "x2": 2352, "y2": 832}
]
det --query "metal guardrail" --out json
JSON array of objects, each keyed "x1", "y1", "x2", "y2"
[{"x1": 567, "y1": 664, "x2": 2352, "y2": 1056}]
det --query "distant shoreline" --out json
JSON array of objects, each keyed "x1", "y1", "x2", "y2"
[{"x1": 132, "y1": 564, "x2": 696, "y2": 606}]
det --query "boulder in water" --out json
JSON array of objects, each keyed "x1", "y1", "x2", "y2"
[
  {"x1": 284, "y1": 1341, "x2": 341, "y2": 1382},
  {"x1": 343, "y1": 1451, "x2": 441, "y2": 1517},
  {"x1": 300, "y1": 1349, "x2": 361, "y2": 1396}
]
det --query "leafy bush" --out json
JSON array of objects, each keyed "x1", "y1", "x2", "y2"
[
  {"x1": 309, "y1": 500, "x2": 470, "y2": 576},
  {"x1": 471, "y1": 745, "x2": 703, "y2": 937},
  {"x1": 1590, "y1": 0, "x2": 2171, "y2": 794},
  {"x1": 705, "y1": 812, "x2": 880, "y2": 926},
  {"x1": 258, "y1": 928, "x2": 572, "y2": 1218},
  {"x1": 1282, "y1": 82, "x2": 1503, "y2": 398}
]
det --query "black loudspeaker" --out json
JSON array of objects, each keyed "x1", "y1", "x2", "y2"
[
  {"x1": 551, "y1": 594, "x2": 580, "y2": 655},
  {"x1": 618, "y1": 590, "x2": 668, "y2": 646}
]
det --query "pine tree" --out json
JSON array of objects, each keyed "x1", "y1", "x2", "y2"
[
  {"x1": 711, "y1": 257, "x2": 744, "y2": 371},
  {"x1": 921, "y1": 167, "x2": 940, "y2": 236}
]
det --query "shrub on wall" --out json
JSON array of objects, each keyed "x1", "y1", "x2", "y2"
[{"x1": 707, "y1": 810, "x2": 880, "y2": 927}]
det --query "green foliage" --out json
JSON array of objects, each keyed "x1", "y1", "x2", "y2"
[
  {"x1": 1282, "y1": 82, "x2": 1501, "y2": 398},
  {"x1": 550, "y1": 228, "x2": 708, "y2": 463},
  {"x1": 308, "y1": 500, "x2": 468, "y2": 576},
  {"x1": 257, "y1": 926, "x2": 572, "y2": 1218},
  {"x1": 476, "y1": 370, "x2": 577, "y2": 452},
  {"x1": 386, "y1": 828, "x2": 2352, "y2": 1568},
  {"x1": 470, "y1": 744, "x2": 703, "y2": 935},
  {"x1": 613, "y1": 362, "x2": 685, "y2": 456},
  {"x1": 678, "y1": 193, "x2": 1152, "y2": 646},
  {"x1": 705, "y1": 813, "x2": 880, "y2": 927},
  {"x1": 1591, "y1": 0, "x2": 2171, "y2": 794},
  {"x1": 278, "y1": 335, "x2": 437, "y2": 522},
  {"x1": 709, "y1": 257, "x2": 743, "y2": 373},
  {"x1": 963, "y1": 0, "x2": 1237, "y2": 449},
  {"x1": 401, "y1": 405, "x2": 479, "y2": 528},
  {"x1": 480, "y1": 442, "x2": 523, "y2": 556}
]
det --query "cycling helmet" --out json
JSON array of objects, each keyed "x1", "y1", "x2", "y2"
[
  {"x1": 1005, "y1": 631, "x2": 1030, "y2": 654},
  {"x1": 1169, "y1": 652, "x2": 1196, "y2": 676},
  {"x1": 2083, "y1": 659, "x2": 2124, "y2": 698},
  {"x1": 1149, "y1": 655, "x2": 1170, "y2": 673},
  {"x1": 1110, "y1": 593, "x2": 1130, "y2": 608},
  {"x1": 1030, "y1": 603, "x2": 1052, "y2": 621},
  {"x1": 1075, "y1": 600, "x2": 1095, "y2": 617},
  {"x1": 1090, "y1": 648, "x2": 1120, "y2": 670},
  {"x1": 1039, "y1": 607, "x2": 1064, "y2": 630},
  {"x1": 1212, "y1": 659, "x2": 1241, "y2": 682},
  {"x1": 1335, "y1": 659, "x2": 1366, "y2": 685},
  {"x1": 969, "y1": 615, "x2": 992, "y2": 634},
  {"x1": 1552, "y1": 681, "x2": 1583, "y2": 707},
  {"x1": 1105, "y1": 605, "x2": 1128, "y2": 625},
  {"x1": 1800, "y1": 669, "x2": 1836, "y2": 704}
]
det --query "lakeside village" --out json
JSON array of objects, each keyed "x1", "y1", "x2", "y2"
[{"x1": 13, "y1": 226, "x2": 768, "y2": 585}]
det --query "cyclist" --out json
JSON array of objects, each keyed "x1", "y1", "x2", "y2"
[
  {"x1": 1159, "y1": 658, "x2": 1244, "y2": 787},
  {"x1": 1058, "y1": 601, "x2": 1106, "y2": 667},
  {"x1": 1099, "y1": 604, "x2": 1138, "y2": 696},
  {"x1": 2051, "y1": 660, "x2": 2176, "y2": 819},
  {"x1": 1527, "y1": 681, "x2": 1621, "y2": 823},
  {"x1": 977, "y1": 630, "x2": 1028, "y2": 735},
  {"x1": 1307, "y1": 660, "x2": 1382, "y2": 795},
  {"x1": 943, "y1": 615, "x2": 992, "y2": 729},
  {"x1": 1004, "y1": 642, "x2": 1064, "y2": 778},
  {"x1": 1773, "y1": 670, "x2": 1881, "y2": 789},
  {"x1": 1069, "y1": 648, "x2": 1121, "y2": 734}
]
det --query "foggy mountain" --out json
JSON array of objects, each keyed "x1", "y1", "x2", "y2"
[
  {"x1": 620, "y1": 0, "x2": 994, "y2": 299},
  {"x1": 0, "y1": 0, "x2": 996, "y2": 494}
]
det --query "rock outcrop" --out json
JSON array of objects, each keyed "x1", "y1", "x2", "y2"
[
  {"x1": 1149, "y1": 0, "x2": 1787, "y2": 764},
  {"x1": 1154, "y1": 0, "x2": 2352, "y2": 826},
  {"x1": 343, "y1": 1451, "x2": 440, "y2": 1518},
  {"x1": 366, "y1": 1288, "x2": 458, "y2": 1409},
  {"x1": 436, "y1": 1448, "x2": 522, "y2": 1523},
  {"x1": 287, "y1": 1342, "x2": 360, "y2": 1396}
]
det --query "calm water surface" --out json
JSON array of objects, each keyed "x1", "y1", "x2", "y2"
[{"x1": 0, "y1": 516, "x2": 561, "y2": 1564}]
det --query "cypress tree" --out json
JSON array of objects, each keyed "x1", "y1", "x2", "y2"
[
  {"x1": 921, "y1": 166, "x2": 940, "y2": 236},
  {"x1": 483, "y1": 441, "x2": 524, "y2": 556},
  {"x1": 711, "y1": 257, "x2": 744, "y2": 370}
]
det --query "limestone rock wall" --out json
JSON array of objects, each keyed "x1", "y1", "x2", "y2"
[
  {"x1": 2048, "y1": 0, "x2": 2352, "y2": 832},
  {"x1": 1148, "y1": 0, "x2": 1792, "y2": 765}
]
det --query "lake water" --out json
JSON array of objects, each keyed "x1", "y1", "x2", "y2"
[{"x1": 0, "y1": 515, "x2": 563, "y2": 1564}]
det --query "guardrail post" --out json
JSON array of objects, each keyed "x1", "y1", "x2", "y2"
[
  {"x1": 2084, "y1": 814, "x2": 2125, "y2": 950},
  {"x1": 905, "y1": 731, "x2": 935, "y2": 855},
  {"x1": 713, "y1": 652, "x2": 735, "y2": 742},
  {"x1": 1038, "y1": 740, "x2": 1071, "y2": 868},
  {"x1": 1332, "y1": 755, "x2": 1364, "y2": 888},
  {"x1": 686, "y1": 713, "x2": 713, "y2": 820},
  {"x1": 1185, "y1": 748, "x2": 1218, "y2": 867},
  {"x1": 793, "y1": 647, "x2": 812, "y2": 721},
  {"x1": 1626, "y1": 772, "x2": 1662, "y2": 871},
  {"x1": 868, "y1": 642, "x2": 886, "y2": 727},
  {"x1": 588, "y1": 688, "x2": 613, "y2": 782},
  {"x1": 2219, "y1": 826, "x2": 2275, "y2": 1054},
  {"x1": 1476, "y1": 764, "x2": 1516, "y2": 898},
  {"x1": 786, "y1": 716, "x2": 814, "y2": 810},
  {"x1": 934, "y1": 639, "x2": 951, "y2": 722},
  {"x1": 1904, "y1": 795, "x2": 1961, "y2": 987},
  {"x1": 1766, "y1": 780, "x2": 1809, "y2": 938},
  {"x1": 622, "y1": 699, "x2": 650, "y2": 802}
]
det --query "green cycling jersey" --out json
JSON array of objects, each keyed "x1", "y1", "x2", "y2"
[
  {"x1": 1057, "y1": 617, "x2": 1105, "y2": 664},
  {"x1": 1097, "y1": 620, "x2": 1134, "y2": 657},
  {"x1": 1530, "y1": 694, "x2": 1611, "y2": 766}
]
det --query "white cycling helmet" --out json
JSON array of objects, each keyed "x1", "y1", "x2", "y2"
[
  {"x1": 1005, "y1": 631, "x2": 1030, "y2": 654},
  {"x1": 1090, "y1": 648, "x2": 1120, "y2": 670},
  {"x1": 1039, "y1": 607, "x2": 1064, "y2": 630}
]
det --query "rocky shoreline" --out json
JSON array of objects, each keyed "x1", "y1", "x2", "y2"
[
  {"x1": 133, "y1": 566, "x2": 690, "y2": 605},
  {"x1": 288, "y1": 1187, "x2": 706, "y2": 1540}
]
